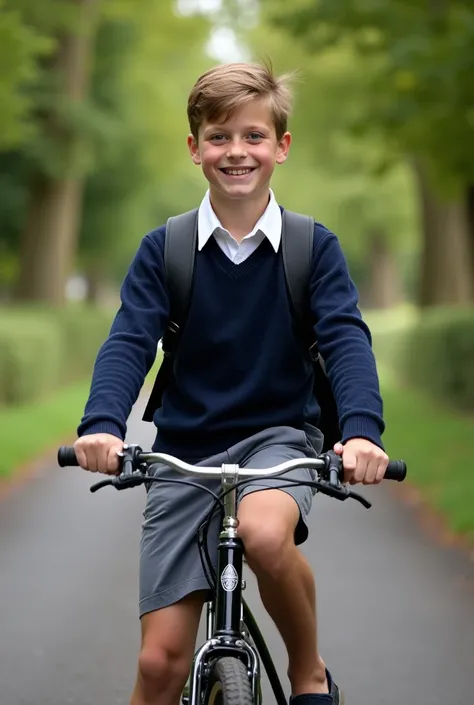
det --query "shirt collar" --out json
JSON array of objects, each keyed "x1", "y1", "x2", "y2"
[{"x1": 197, "y1": 189, "x2": 282, "y2": 253}]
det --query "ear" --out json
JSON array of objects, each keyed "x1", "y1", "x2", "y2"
[
  {"x1": 275, "y1": 131, "x2": 291, "y2": 164},
  {"x1": 187, "y1": 134, "x2": 201, "y2": 165}
]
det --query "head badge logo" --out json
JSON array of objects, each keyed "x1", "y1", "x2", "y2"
[{"x1": 221, "y1": 563, "x2": 238, "y2": 592}]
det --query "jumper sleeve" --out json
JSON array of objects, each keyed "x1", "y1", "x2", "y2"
[
  {"x1": 77, "y1": 230, "x2": 169, "y2": 440},
  {"x1": 310, "y1": 225, "x2": 385, "y2": 448}
]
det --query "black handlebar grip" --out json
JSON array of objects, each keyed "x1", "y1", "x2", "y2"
[
  {"x1": 57, "y1": 446, "x2": 79, "y2": 467},
  {"x1": 385, "y1": 460, "x2": 407, "y2": 482}
]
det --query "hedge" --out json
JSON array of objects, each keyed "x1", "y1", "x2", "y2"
[
  {"x1": 370, "y1": 305, "x2": 474, "y2": 412},
  {"x1": 0, "y1": 306, "x2": 113, "y2": 408},
  {"x1": 402, "y1": 307, "x2": 474, "y2": 411}
]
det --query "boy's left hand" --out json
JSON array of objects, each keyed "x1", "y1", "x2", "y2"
[{"x1": 333, "y1": 438, "x2": 388, "y2": 485}]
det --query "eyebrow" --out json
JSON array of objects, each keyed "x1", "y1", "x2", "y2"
[{"x1": 203, "y1": 124, "x2": 270, "y2": 135}]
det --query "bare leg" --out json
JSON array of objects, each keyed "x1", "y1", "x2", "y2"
[
  {"x1": 131, "y1": 591, "x2": 206, "y2": 705},
  {"x1": 238, "y1": 490, "x2": 328, "y2": 696}
]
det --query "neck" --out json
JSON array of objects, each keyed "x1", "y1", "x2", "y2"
[{"x1": 209, "y1": 188, "x2": 271, "y2": 242}]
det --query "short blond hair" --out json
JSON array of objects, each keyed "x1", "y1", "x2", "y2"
[{"x1": 187, "y1": 61, "x2": 294, "y2": 140}]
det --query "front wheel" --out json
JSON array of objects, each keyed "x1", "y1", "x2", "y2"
[{"x1": 205, "y1": 656, "x2": 254, "y2": 705}]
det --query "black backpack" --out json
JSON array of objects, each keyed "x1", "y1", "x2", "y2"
[{"x1": 142, "y1": 209, "x2": 341, "y2": 452}]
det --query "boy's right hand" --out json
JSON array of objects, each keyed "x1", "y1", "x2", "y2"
[{"x1": 74, "y1": 434, "x2": 124, "y2": 474}]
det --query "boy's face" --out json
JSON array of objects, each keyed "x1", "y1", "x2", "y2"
[{"x1": 187, "y1": 97, "x2": 291, "y2": 203}]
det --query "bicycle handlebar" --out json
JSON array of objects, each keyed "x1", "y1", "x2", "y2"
[{"x1": 57, "y1": 445, "x2": 407, "y2": 482}]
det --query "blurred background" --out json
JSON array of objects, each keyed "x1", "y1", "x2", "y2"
[{"x1": 0, "y1": 0, "x2": 473, "y2": 542}]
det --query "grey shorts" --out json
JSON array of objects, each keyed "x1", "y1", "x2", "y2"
[{"x1": 139, "y1": 424, "x2": 323, "y2": 617}]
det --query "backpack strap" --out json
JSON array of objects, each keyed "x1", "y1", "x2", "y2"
[
  {"x1": 164, "y1": 208, "x2": 199, "y2": 325},
  {"x1": 142, "y1": 208, "x2": 198, "y2": 422},
  {"x1": 282, "y1": 210, "x2": 340, "y2": 449},
  {"x1": 281, "y1": 210, "x2": 316, "y2": 354}
]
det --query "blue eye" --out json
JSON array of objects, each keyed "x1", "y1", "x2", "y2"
[
  {"x1": 248, "y1": 133, "x2": 263, "y2": 141},
  {"x1": 210, "y1": 134, "x2": 226, "y2": 142}
]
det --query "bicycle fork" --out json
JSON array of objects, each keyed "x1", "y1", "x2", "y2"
[
  {"x1": 182, "y1": 598, "x2": 260, "y2": 704},
  {"x1": 182, "y1": 464, "x2": 261, "y2": 704}
]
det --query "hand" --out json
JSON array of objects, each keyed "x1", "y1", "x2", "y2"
[
  {"x1": 74, "y1": 433, "x2": 124, "y2": 474},
  {"x1": 333, "y1": 438, "x2": 388, "y2": 485}
]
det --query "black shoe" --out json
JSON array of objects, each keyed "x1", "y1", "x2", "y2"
[
  {"x1": 289, "y1": 670, "x2": 343, "y2": 705},
  {"x1": 327, "y1": 669, "x2": 342, "y2": 704}
]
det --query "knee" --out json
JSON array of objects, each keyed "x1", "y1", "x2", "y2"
[
  {"x1": 238, "y1": 516, "x2": 293, "y2": 577},
  {"x1": 138, "y1": 643, "x2": 190, "y2": 693}
]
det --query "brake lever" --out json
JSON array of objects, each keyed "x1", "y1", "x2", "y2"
[
  {"x1": 315, "y1": 480, "x2": 372, "y2": 508},
  {"x1": 89, "y1": 471, "x2": 147, "y2": 493},
  {"x1": 319, "y1": 450, "x2": 372, "y2": 508},
  {"x1": 316, "y1": 480, "x2": 350, "y2": 501},
  {"x1": 113, "y1": 472, "x2": 147, "y2": 490},
  {"x1": 90, "y1": 479, "x2": 114, "y2": 493},
  {"x1": 347, "y1": 490, "x2": 372, "y2": 509}
]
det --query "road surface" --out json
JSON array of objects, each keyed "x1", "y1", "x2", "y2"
[{"x1": 1, "y1": 400, "x2": 473, "y2": 704}]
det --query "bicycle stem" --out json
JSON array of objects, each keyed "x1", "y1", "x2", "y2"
[{"x1": 220, "y1": 464, "x2": 241, "y2": 537}]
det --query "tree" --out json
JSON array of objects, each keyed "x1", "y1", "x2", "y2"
[
  {"x1": 260, "y1": 0, "x2": 474, "y2": 306},
  {"x1": 78, "y1": 0, "x2": 212, "y2": 297},
  {"x1": 1, "y1": 0, "x2": 213, "y2": 303},
  {"x1": 0, "y1": 0, "x2": 56, "y2": 150},
  {"x1": 15, "y1": 0, "x2": 101, "y2": 305},
  {"x1": 244, "y1": 20, "x2": 417, "y2": 306},
  {"x1": 0, "y1": 0, "x2": 72, "y2": 297}
]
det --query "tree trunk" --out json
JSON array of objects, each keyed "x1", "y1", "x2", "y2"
[
  {"x1": 17, "y1": 176, "x2": 85, "y2": 303},
  {"x1": 412, "y1": 159, "x2": 472, "y2": 307},
  {"x1": 365, "y1": 230, "x2": 402, "y2": 309},
  {"x1": 85, "y1": 262, "x2": 104, "y2": 304},
  {"x1": 16, "y1": 0, "x2": 100, "y2": 305}
]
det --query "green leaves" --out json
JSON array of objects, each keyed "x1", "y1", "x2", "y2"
[
  {"x1": 78, "y1": 0, "x2": 214, "y2": 278},
  {"x1": 0, "y1": 1, "x2": 54, "y2": 149},
  {"x1": 0, "y1": 0, "x2": 216, "y2": 292},
  {"x1": 246, "y1": 19, "x2": 417, "y2": 269},
  {"x1": 263, "y1": 0, "x2": 474, "y2": 190}
]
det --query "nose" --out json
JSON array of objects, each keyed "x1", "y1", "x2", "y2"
[{"x1": 226, "y1": 138, "x2": 247, "y2": 159}]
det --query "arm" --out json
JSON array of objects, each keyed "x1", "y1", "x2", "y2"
[
  {"x1": 310, "y1": 224, "x2": 385, "y2": 449},
  {"x1": 77, "y1": 229, "x2": 169, "y2": 441}
]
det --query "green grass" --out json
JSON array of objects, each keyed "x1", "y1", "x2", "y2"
[
  {"x1": 380, "y1": 368, "x2": 474, "y2": 540},
  {"x1": 364, "y1": 303, "x2": 418, "y2": 334},
  {"x1": 0, "y1": 351, "x2": 163, "y2": 482},
  {"x1": 0, "y1": 381, "x2": 91, "y2": 480},
  {"x1": 1, "y1": 336, "x2": 472, "y2": 543}
]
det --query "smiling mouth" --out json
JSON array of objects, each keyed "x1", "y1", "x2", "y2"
[{"x1": 219, "y1": 167, "x2": 256, "y2": 176}]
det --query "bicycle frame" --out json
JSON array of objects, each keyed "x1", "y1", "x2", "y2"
[
  {"x1": 185, "y1": 464, "x2": 287, "y2": 705},
  {"x1": 56, "y1": 443, "x2": 405, "y2": 705}
]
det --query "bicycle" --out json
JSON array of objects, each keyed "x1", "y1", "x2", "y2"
[{"x1": 58, "y1": 443, "x2": 407, "y2": 705}]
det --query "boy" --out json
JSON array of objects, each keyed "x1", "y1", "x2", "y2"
[{"x1": 74, "y1": 62, "x2": 388, "y2": 705}]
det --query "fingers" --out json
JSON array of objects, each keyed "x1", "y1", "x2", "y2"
[
  {"x1": 342, "y1": 446, "x2": 357, "y2": 484},
  {"x1": 361, "y1": 455, "x2": 379, "y2": 485},
  {"x1": 336, "y1": 439, "x2": 388, "y2": 485},
  {"x1": 74, "y1": 444, "x2": 88, "y2": 471},
  {"x1": 375, "y1": 457, "x2": 388, "y2": 484},
  {"x1": 353, "y1": 454, "x2": 387, "y2": 485},
  {"x1": 333, "y1": 441, "x2": 355, "y2": 483},
  {"x1": 93, "y1": 440, "x2": 108, "y2": 474},
  {"x1": 73, "y1": 434, "x2": 123, "y2": 474},
  {"x1": 106, "y1": 444, "x2": 121, "y2": 474}
]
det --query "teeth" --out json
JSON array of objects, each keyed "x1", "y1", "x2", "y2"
[{"x1": 223, "y1": 168, "x2": 253, "y2": 175}]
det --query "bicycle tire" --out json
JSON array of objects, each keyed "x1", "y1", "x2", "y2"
[{"x1": 205, "y1": 656, "x2": 254, "y2": 705}]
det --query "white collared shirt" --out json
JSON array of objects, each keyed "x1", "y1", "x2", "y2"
[{"x1": 197, "y1": 189, "x2": 282, "y2": 264}]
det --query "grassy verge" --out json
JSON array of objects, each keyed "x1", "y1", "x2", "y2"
[
  {"x1": 1, "y1": 336, "x2": 472, "y2": 544},
  {"x1": 380, "y1": 368, "x2": 474, "y2": 541},
  {"x1": 0, "y1": 351, "x2": 163, "y2": 482},
  {"x1": 0, "y1": 381, "x2": 91, "y2": 480}
]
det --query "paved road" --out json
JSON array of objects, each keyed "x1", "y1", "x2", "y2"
[{"x1": 1, "y1": 400, "x2": 474, "y2": 705}]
